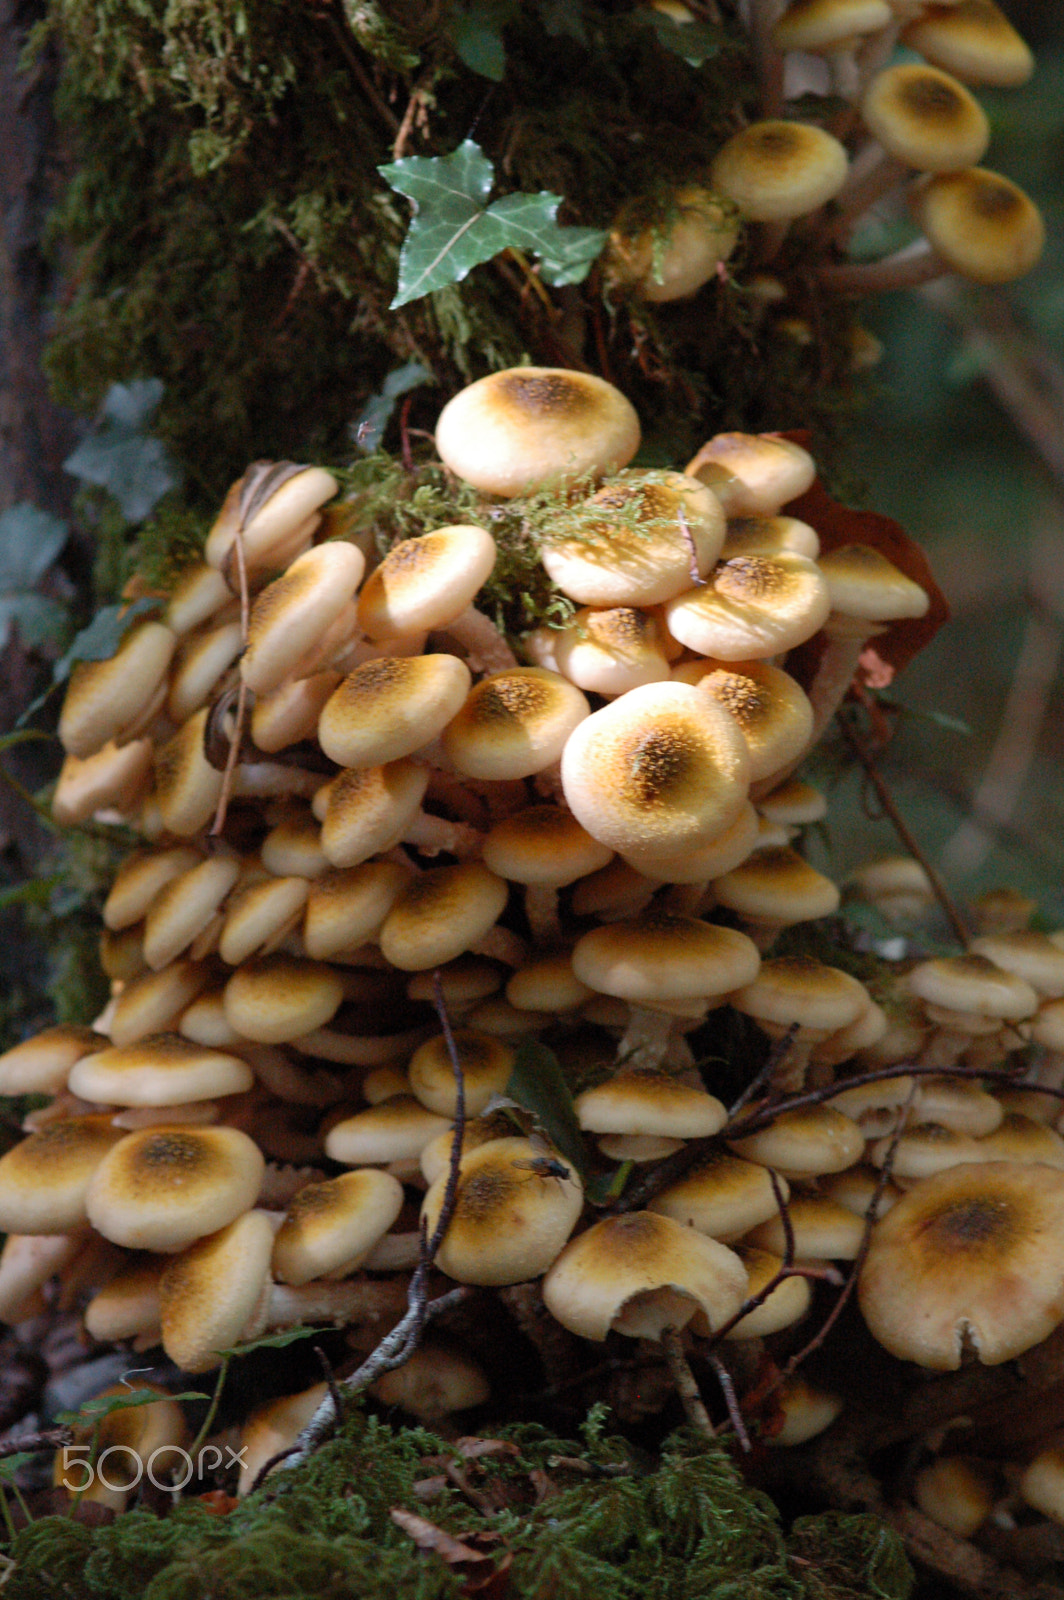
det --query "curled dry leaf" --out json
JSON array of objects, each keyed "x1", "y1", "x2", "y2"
[{"x1": 389, "y1": 1508, "x2": 511, "y2": 1595}]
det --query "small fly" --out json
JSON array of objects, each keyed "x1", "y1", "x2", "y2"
[{"x1": 512, "y1": 1155, "x2": 573, "y2": 1185}]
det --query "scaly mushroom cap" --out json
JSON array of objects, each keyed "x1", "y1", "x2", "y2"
[
  {"x1": 442, "y1": 668, "x2": 589, "y2": 781},
  {"x1": 84, "y1": 1254, "x2": 166, "y2": 1343},
  {"x1": 86, "y1": 1125, "x2": 265, "y2": 1251},
  {"x1": 318, "y1": 654, "x2": 472, "y2": 769},
  {"x1": 142, "y1": 854, "x2": 241, "y2": 970},
  {"x1": 543, "y1": 1210, "x2": 748, "y2": 1340},
  {"x1": 482, "y1": 805, "x2": 613, "y2": 887},
  {"x1": 0, "y1": 1116, "x2": 125, "y2": 1233},
  {"x1": 0, "y1": 1025, "x2": 106, "y2": 1097},
  {"x1": 901, "y1": 1, "x2": 1034, "y2": 89},
  {"x1": 732, "y1": 957, "x2": 868, "y2": 1035},
  {"x1": 219, "y1": 875, "x2": 310, "y2": 965},
  {"x1": 167, "y1": 622, "x2": 243, "y2": 724},
  {"x1": 241, "y1": 542, "x2": 366, "y2": 696},
  {"x1": 506, "y1": 954, "x2": 593, "y2": 1013},
  {"x1": 261, "y1": 811, "x2": 330, "y2": 878},
  {"x1": 712, "y1": 849, "x2": 841, "y2": 927},
  {"x1": 318, "y1": 761, "x2": 429, "y2": 869},
  {"x1": 407, "y1": 1031, "x2": 515, "y2": 1117},
  {"x1": 978, "y1": 1113, "x2": 1064, "y2": 1169},
  {"x1": 622, "y1": 800, "x2": 759, "y2": 884},
  {"x1": 685, "y1": 434, "x2": 817, "y2": 518},
  {"x1": 572, "y1": 913, "x2": 760, "y2": 1003},
  {"x1": 159, "y1": 1209, "x2": 276, "y2": 1371},
  {"x1": 104, "y1": 847, "x2": 202, "y2": 933},
  {"x1": 326, "y1": 1096, "x2": 453, "y2": 1166},
  {"x1": 421, "y1": 1136, "x2": 584, "y2": 1286},
  {"x1": 560, "y1": 681, "x2": 751, "y2": 860},
  {"x1": 204, "y1": 465, "x2": 337, "y2": 572},
  {"x1": 153, "y1": 709, "x2": 224, "y2": 837},
  {"x1": 818, "y1": 544, "x2": 931, "y2": 623},
  {"x1": 52, "y1": 740, "x2": 155, "y2": 827},
  {"x1": 861, "y1": 64, "x2": 990, "y2": 171},
  {"x1": 649, "y1": 1149, "x2": 789, "y2": 1241},
  {"x1": 859, "y1": 1161, "x2": 1064, "y2": 1368},
  {"x1": 272, "y1": 1169, "x2": 404, "y2": 1285},
  {"x1": 773, "y1": 0, "x2": 892, "y2": 53},
  {"x1": 58, "y1": 621, "x2": 176, "y2": 759},
  {"x1": 968, "y1": 931, "x2": 1064, "y2": 999},
  {"x1": 675, "y1": 659, "x2": 813, "y2": 782},
  {"x1": 542, "y1": 471, "x2": 725, "y2": 607},
  {"x1": 748, "y1": 1196, "x2": 867, "y2": 1260},
  {"x1": 914, "y1": 168, "x2": 1045, "y2": 285},
  {"x1": 710, "y1": 123, "x2": 849, "y2": 223},
  {"x1": 717, "y1": 1245, "x2": 812, "y2": 1340},
  {"x1": 435, "y1": 368, "x2": 641, "y2": 497},
  {"x1": 722, "y1": 515, "x2": 820, "y2": 562},
  {"x1": 70, "y1": 1034, "x2": 253, "y2": 1107},
  {"x1": 551, "y1": 606, "x2": 673, "y2": 696},
  {"x1": 164, "y1": 562, "x2": 231, "y2": 635},
  {"x1": 379, "y1": 862, "x2": 510, "y2": 972},
  {"x1": 223, "y1": 955, "x2": 344, "y2": 1044},
  {"x1": 304, "y1": 861, "x2": 411, "y2": 960},
  {"x1": 252, "y1": 671, "x2": 342, "y2": 755},
  {"x1": 109, "y1": 961, "x2": 211, "y2": 1048},
  {"x1": 357, "y1": 524, "x2": 496, "y2": 641},
  {"x1": 575, "y1": 1069, "x2": 726, "y2": 1139},
  {"x1": 665, "y1": 553, "x2": 830, "y2": 659}
]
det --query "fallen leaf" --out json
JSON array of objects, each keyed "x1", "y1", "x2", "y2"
[{"x1": 389, "y1": 1507, "x2": 494, "y2": 1567}]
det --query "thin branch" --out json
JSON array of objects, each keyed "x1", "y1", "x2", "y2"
[
  {"x1": 706, "y1": 1352, "x2": 751, "y2": 1453},
  {"x1": 661, "y1": 1327, "x2": 715, "y2": 1437},
  {"x1": 211, "y1": 524, "x2": 249, "y2": 838},
  {"x1": 836, "y1": 698, "x2": 970, "y2": 946},
  {"x1": 0, "y1": 1426, "x2": 71, "y2": 1458}
]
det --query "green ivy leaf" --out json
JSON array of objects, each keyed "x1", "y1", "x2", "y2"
[
  {"x1": 0, "y1": 503, "x2": 68, "y2": 593},
  {"x1": 64, "y1": 380, "x2": 181, "y2": 523},
  {"x1": 218, "y1": 1324, "x2": 324, "y2": 1358},
  {"x1": 0, "y1": 1453, "x2": 36, "y2": 1482},
  {"x1": 505, "y1": 1040, "x2": 590, "y2": 1179},
  {"x1": 0, "y1": 594, "x2": 69, "y2": 653},
  {"x1": 448, "y1": 0, "x2": 516, "y2": 80},
  {"x1": 380, "y1": 140, "x2": 606, "y2": 307},
  {"x1": 56, "y1": 1388, "x2": 208, "y2": 1427},
  {"x1": 353, "y1": 362, "x2": 435, "y2": 453}
]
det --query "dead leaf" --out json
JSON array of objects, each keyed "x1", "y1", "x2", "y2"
[
  {"x1": 454, "y1": 1437, "x2": 521, "y2": 1461},
  {"x1": 389, "y1": 1507, "x2": 494, "y2": 1567},
  {"x1": 390, "y1": 1509, "x2": 511, "y2": 1596}
]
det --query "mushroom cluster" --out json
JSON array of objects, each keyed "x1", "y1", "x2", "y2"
[{"x1": 12, "y1": 364, "x2": 1064, "y2": 1531}]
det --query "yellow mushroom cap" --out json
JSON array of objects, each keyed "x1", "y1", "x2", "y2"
[
  {"x1": 241, "y1": 542, "x2": 366, "y2": 696},
  {"x1": 223, "y1": 955, "x2": 344, "y2": 1044},
  {"x1": 576, "y1": 1069, "x2": 726, "y2": 1139},
  {"x1": 768, "y1": 1377, "x2": 843, "y2": 1446},
  {"x1": 154, "y1": 709, "x2": 225, "y2": 837},
  {"x1": 318, "y1": 761, "x2": 430, "y2": 869},
  {"x1": 758, "y1": 779, "x2": 827, "y2": 826},
  {"x1": 482, "y1": 805, "x2": 613, "y2": 887},
  {"x1": 908, "y1": 953, "x2": 1039, "y2": 1020},
  {"x1": 260, "y1": 811, "x2": 330, "y2": 879},
  {"x1": 356, "y1": 525, "x2": 496, "y2": 641},
  {"x1": 159, "y1": 1209, "x2": 275, "y2": 1371},
  {"x1": 968, "y1": 931, "x2": 1064, "y2": 1000},
  {"x1": 164, "y1": 562, "x2": 231, "y2": 636},
  {"x1": 104, "y1": 847, "x2": 202, "y2": 933},
  {"x1": 861, "y1": 64, "x2": 990, "y2": 172},
  {"x1": 218, "y1": 875, "x2": 310, "y2": 965},
  {"x1": 0, "y1": 1024, "x2": 106, "y2": 1097},
  {"x1": 319, "y1": 654, "x2": 472, "y2": 769},
  {"x1": 326, "y1": 1096, "x2": 453, "y2": 1166},
  {"x1": 304, "y1": 861, "x2": 411, "y2": 961},
  {"x1": 58, "y1": 620, "x2": 176, "y2": 759},
  {"x1": 729, "y1": 1105, "x2": 865, "y2": 1178},
  {"x1": 407, "y1": 1031, "x2": 515, "y2": 1117},
  {"x1": 773, "y1": 0, "x2": 892, "y2": 53},
  {"x1": 435, "y1": 368, "x2": 641, "y2": 497},
  {"x1": 622, "y1": 800, "x2": 759, "y2": 885},
  {"x1": 378, "y1": 862, "x2": 510, "y2": 972},
  {"x1": 421, "y1": 1136, "x2": 584, "y2": 1286},
  {"x1": 551, "y1": 606, "x2": 673, "y2": 697},
  {"x1": 371, "y1": 1342, "x2": 490, "y2": 1421},
  {"x1": 560, "y1": 681, "x2": 751, "y2": 860},
  {"x1": 542, "y1": 471, "x2": 725, "y2": 608},
  {"x1": 86, "y1": 1125, "x2": 265, "y2": 1251},
  {"x1": 686, "y1": 435, "x2": 817, "y2": 520},
  {"x1": 607, "y1": 185, "x2": 739, "y2": 302},
  {"x1": 109, "y1": 960, "x2": 212, "y2": 1048},
  {"x1": 710, "y1": 122, "x2": 848, "y2": 223},
  {"x1": 167, "y1": 621, "x2": 243, "y2": 724},
  {"x1": 204, "y1": 465, "x2": 338, "y2": 572},
  {"x1": 665, "y1": 552, "x2": 830, "y2": 660},
  {"x1": 52, "y1": 739, "x2": 155, "y2": 827},
  {"x1": 859, "y1": 1161, "x2": 1064, "y2": 1369},
  {"x1": 818, "y1": 544, "x2": 931, "y2": 623},
  {"x1": 0, "y1": 1116, "x2": 125, "y2": 1233},
  {"x1": 717, "y1": 1245, "x2": 812, "y2": 1340},
  {"x1": 712, "y1": 849, "x2": 841, "y2": 927},
  {"x1": 236, "y1": 1382, "x2": 329, "y2": 1494},
  {"x1": 572, "y1": 913, "x2": 760, "y2": 1003},
  {"x1": 649, "y1": 1149, "x2": 789, "y2": 1241},
  {"x1": 747, "y1": 1195, "x2": 867, "y2": 1260},
  {"x1": 142, "y1": 854, "x2": 241, "y2": 971},
  {"x1": 83, "y1": 1254, "x2": 166, "y2": 1343},
  {"x1": 69, "y1": 1034, "x2": 253, "y2": 1107},
  {"x1": 251, "y1": 671, "x2": 342, "y2": 755},
  {"x1": 1020, "y1": 1447, "x2": 1064, "y2": 1524},
  {"x1": 55, "y1": 1381, "x2": 188, "y2": 1509},
  {"x1": 901, "y1": 1, "x2": 1034, "y2": 89},
  {"x1": 676, "y1": 659, "x2": 813, "y2": 782},
  {"x1": 913, "y1": 168, "x2": 1045, "y2": 285},
  {"x1": 272, "y1": 1168, "x2": 404, "y2": 1285},
  {"x1": 722, "y1": 515, "x2": 820, "y2": 562},
  {"x1": 543, "y1": 1211, "x2": 747, "y2": 1340},
  {"x1": 442, "y1": 668, "x2": 589, "y2": 781}
]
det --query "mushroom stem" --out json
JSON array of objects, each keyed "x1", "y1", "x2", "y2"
[
  {"x1": 264, "y1": 1275, "x2": 409, "y2": 1333},
  {"x1": 618, "y1": 1006, "x2": 678, "y2": 1070},
  {"x1": 471, "y1": 925, "x2": 528, "y2": 967},
  {"x1": 820, "y1": 150, "x2": 908, "y2": 248},
  {"x1": 747, "y1": 0, "x2": 785, "y2": 118},
  {"x1": 403, "y1": 811, "x2": 483, "y2": 859},
  {"x1": 524, "y1": 885, "x2": 562, "y2": 946},
  {"x1": 0, "y1": 1232, "x2": 86, "y2": 1323},
  {"x1": 437, "y1": 605, "x2": 518, "y2": 674},
  {"x1": 819, "y1": 239, "x2": 945, "y2": 295},
  {"x1": 661, "y1": 1326, "x2": 716, "y2": 1435}
]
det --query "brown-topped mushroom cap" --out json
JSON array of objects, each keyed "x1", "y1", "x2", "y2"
[
  {"x1": 710, "y1": 123, "x2": 849, "y2": 223},
  {"x1": 665, "y1": 553, "x2": 830, "y2": 660},
  {"x1": 572, "y1": 913, "x2": 760, "y2": 1003},
  {"x1": 58, "y1": 621, "x2": 176, "y2": 759},
  {"x1": 0, "y1": 1116, "x2": 125, "y2": 1234},
  {"x1": 901, "y1": 0, "x2": 1034, "y2": 89},
  {"x1": 861, "y1": 64, "x2": 990, "y2": 172},
  {"x1": 357, "y1": 524, "x2": 496, "y2": 641},
  {"x1": 913, "y1": 168, "x2": 1045, "y2": 285},
  {"x1": 319, "y1": 654, "x2": 472, "y2": 769},
  {"x1": 159, "y1": 1208, "x2": 275, "y2": 1371},
  {"x1": 86, "y1": 1125, "x2": 265, "y2": 1252},
  {"x1": 272, "y1": 1168, "x2": 404, "y2": 1285},
  {"x1": 70, "y1": 1034, "x2": 253, "y2": 1107}
]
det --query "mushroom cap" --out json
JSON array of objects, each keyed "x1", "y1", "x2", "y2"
[
  {"x1": 0, "y1": 1024, "x2": 106, "y2": 1098},
  {"x1": 543, "y1": 1211, "x2": 748, "y2": 1340},
  {"x1": 318, "y1": 761, "x2": 429, "y2": 869},
  {"x1": 52, "y1": 739, "x2": 155, "y2": 827},
  {"x1": 977, "y1": 1113, "x2": 1064, "y2": 1170},
  {"x1": 109, "y1": 961, "x2": 212, "y2": 1048},
  {"x1": 861, "y1": 64, "x2": 990, "y2": 172},
  {"x1": 572, "y1": 913, "x2": 760, "y2": 1003},
  {"x1": 104, "y1": 848, "x2": 203, "y2": 933},
  {"x1": 304, "y1": 861, "x2": 411, "y2": 960},
  {"x1": 165, "y1": 562, "x2": 231, "y2": 636},
  {"x1": 818, "y1": 544, "x2": 931, "y2": 623},
  {"x1": 757, "y1": 778, "x2": 827, "y2": 826},
  {"x1": 318, "y1": 654, "x2": 472, "y2": 769},
  {"x1": 913, "y1": 168, "x2": 1045, "y2": 285},
  {"x1": 371, "y1": 1342, "x2": 490, "y2": 1421},
  {"x1": 541, "y1": 471, "x2": 725, "y2": 607},
  {"x1": 223, "y1": 955, "x2": 344, "y2": 1043},
  {"x1": 968, "y1": 931, "x2": 1064, "y2": 1000},
  {"x1": 218, "y1": 875, "x2": 310, "y2": 965},
  {"x1": 675, "y1": 658, "x2": 813, "y2": 781},
  {"x1": 506, "y1": 953, "x2": 593, "y2": 1013},
  {"x1": 665, "y1": 552, "x2": 830, "y2": 659},
  {"x1": 710, "y1": 122, "x2": 849, "y2": 223},
  {"x1": 901, "y1": 1, "x2": 1034, "y2": 89},
  {"x1": 70, "y1": 1034, "x2": 253, "y2": 1107},
  {"x1": 747, "y1": 1196, "x2": 867, "y2": 1260},
  {"x1": 575, "y1": 1068, "x2": 726, "y2": 1139},
  {"x1": 86, "y1": 1125, "x2": 265, "y2": 1251},
  {"x1": 729, "y1": 1105, "x2": 865, "y2": 1179},
  {"x1": 773, "y1": 0, "x2": 892, "y2": 53},
  {"x1": 859, "y1": 1161, "x2": 1064, "y2": 1369},
  {"x1": 560, "y1": 681, "x2": 751, "y2": 860},
  {"x1": 58, "y1": 621, "x2": 176, "y2": 759},
  {"x1": 649, "y1": 1149, "x2": 789, "y2": 1240},
  {"x1": 252, "y1": 670, "x2": 342, "y2": 755},
  {"x1": 142, "y1": 855, "x2": 241, "y2": 971},
  {"x1": 407, "y1": 1030, "x2": 515, "y2": 1118},
  {"x1": 482, "y1": 805, "x2": 613, "y2": 887},
  {"x1": 551, "y1": 606, "x2": 673, "y2": 696},
  {"x1": 204, "y1": 465, "x2": 337, "y2": 572},
  {"x1": 84, "y1": 1254, "x2": 166, "y2": 1342},
  {"x1": 722, "y1": 515, "x2": 820, "y2": 562},
  {"x1": 378, "y1": 862, "x2": 510, "y2": 972},
  {"x1": 717, "y1": 1245, "x2": 812, "y2": 1340},
  {"x1": 442, "y1": 668, "x2": 589, "y2": 781},
  {"x1": 153, "y1": 709, "x2": 224, "y2": 837},
  {"x1": 0, "y1": 1116, "x2": 125, "y2": 1233},
  {"x1": 608, "y1": 185, "x2": 739, "y2": 302},
  {"x1": 159, "y1": 1209, "x2": 276, "y2": 1371},
  {"x1": 1020, "y1": 1447, "x2": 1064, "y2": 1524},
  {"x1": 356, "y1": 525, "x2": 496, "y2": 640},
  {"x1": 435, "y1": 368, "x2": 641, "y2": 497},
  {"x1": 167, "y1": 621, "x2": 243, "y2": 724},
  {"x1": 421, "y1": 1136, "x2": 584, "y2": 1286},
  {"x1": 272, "y1": 1169, "x2": 405, "y2": 1285},
  {"x1": 241, "y1": 542, "x2": 366, "y2": 696},
  {"x1": 686, "y1": 434, "x2": 817, "y2": 518},
  {"x1": 907, "y1": 953, "x2": 1039, "y2": 1020},
  {"x1": 326, "y1": 1096, "x2": 452, "y2": 1166},
  {"x1": 712, "y1": 849, "x2": 841, "y2": 927},
  {"x1": 622, "y1": 800, "x2": 759, "y2": 884},
  {"x1": 261, "y1": 811, "x2": 330, "y2": 879}
]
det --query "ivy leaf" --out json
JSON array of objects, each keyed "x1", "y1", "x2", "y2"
[
  {"x1": 353, "y1": 362, "x2": 435, "y2": 453},
  {"x1": 505, "y1": 1040, "x2": 590, "y2": 1179},
  {"x1": 0, "y1": 1453, "x2": 36, "y2": 1482},
  {"x1": 217, "y1": 1324, "x2": 323, "y2": 1358},
  {"x1": 0, "y1": 503, "x2": 68, "y2": 593},
  {"x1": 447, "y1": 0, "x2": 516, "y2": 80},
  {"x1": 56, "y1": 1388, "x2": 208, "y2": 1427},
  {"x1": 0, "y1": 594, "x2": 68, "y2": 653},
  {"x1": 380, "y1": 140, "x2": 606, "y2": 307},
  {"x1": 64, "y1": 379, "x2": 181, "y2": 524},
  {"x1": 640, "y1": 10, "x2": 722, "y2": 68}
]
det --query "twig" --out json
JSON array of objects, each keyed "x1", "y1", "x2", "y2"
[
  {"x1": 661, "y1": 1327, "x2": 715, "y2": 1437},
  {"x1": 836, "y1": 698, "x2": 970, "y2": 946},
  {"x1": 0, "y1": 1426, "x2": 71, "y2": 1458},
  {"x1": 211, "y1": 526, "x2": 249, "y2": 838},
  {"x1": 676, "y1": 506, "x2": 705, "y2": 588},
  {"x1": 274, "y1": 971, "x2": 470, "y2": 1473},
  {"x1": 727, "y1": 1024, "x2": 798, "y2": 1118},
  {"x1": 327, "y1": 14, "x2": 400, "y2": 133},
  {"x1": 706, "y1": 1352, "x2": 751, "y2": 1453},
  {"x1": 392, "y1": 72, "x2": 433, "y2": 160}
]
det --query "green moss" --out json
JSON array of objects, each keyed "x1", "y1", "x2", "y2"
[{"x1": 3, "y1": 1412, "x2": 913, "y2": 1600}]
